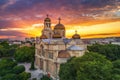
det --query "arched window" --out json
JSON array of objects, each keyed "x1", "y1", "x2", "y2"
[
  {"x1": 40, "y1": 45, "x2": 45, "y2": 57},
  {"x1": 63, "y1": 30, "x2": 65, "y2": 36},
  {"x1": 49, "y1": 32, "x2": 52, "y2": 38},
  {"x1": 48, "y1": 53, "x2": 53, "y2": 59}
]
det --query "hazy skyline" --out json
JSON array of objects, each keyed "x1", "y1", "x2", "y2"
[{"x1": 0, "y1": 0, "x2": 120, "y2": 40}]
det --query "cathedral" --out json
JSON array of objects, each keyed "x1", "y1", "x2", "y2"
[{"x1": 35, "y1": 15, "x2": 87, "y2": 79}]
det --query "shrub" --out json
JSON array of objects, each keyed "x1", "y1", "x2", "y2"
[
  {"x1": 19, "y1": 72, "x2": 31, "y2": 80},
  {"x1": 41, "y1": 75, "x2": 52, "y2": 80},
  {"x1": 1, "y1": 74, "x2": 18, "y2": 80},
  {"x1": 13, "y1": 65, "x2": 25, "y2": 74}
]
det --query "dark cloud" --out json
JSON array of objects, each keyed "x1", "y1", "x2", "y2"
[
  {"x1": 0, "y1": 0, "x2": 119, "y2": 20},
  {"x1": 0, "y1": 30, "x2": 28, "y2": 40},
  {"x1": 4, "y1": 0, "x2": 47, "y2": 14},
  {"x1": 0, "y1": 0, "x2": 120, "y2": 39},
  {"x1": 0, "y1": 0, "x2": 8, "y2": 6},
  {"x1": 0, "y1": 20, "x2": 15, "y2": 28},
  {"x1": 0, "y1": 30, "x2": 27, "y2": 37},
  {"x1": 0, "y1": 0, "x2": 119, "y2": 27},
  {"x1": 80, "y1": 0, "x2": 115, "y2": 8},
  {"x1": 2, "y1": 0, "x2": 119, "y2": 15}
]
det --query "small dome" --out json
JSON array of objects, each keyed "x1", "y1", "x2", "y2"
[
  {"x1": 72, "y1": 30, "x2": 81, "y2": 39},
  {"x1": 72, "y1": 34, "x2": 80, "y2": 39},
  {"x1": 40, "y1": 34, "x2": 47, "y2": 39},
  {"x1": 53, "y1": 33, "x2": 62, "y2": 38},
  {"x1": 58, "y1": 50, "x2": 70, "y2": 58},
  {"x1": 44, "y1": 17, "x2": 51, "y2": 22},
  {"x1": 54, "y1": 24, "x2": 65, "y2": 30}
]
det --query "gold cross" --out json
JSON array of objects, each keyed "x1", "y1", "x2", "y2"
[{"x1": 75, "y1": 30, "x2": 77, "y2": 34}]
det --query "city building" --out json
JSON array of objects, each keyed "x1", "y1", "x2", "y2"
[
  {"x1": 83, "y1": 37, "x2": 120, "y2": 45},
  {"x1": 25, "y1": 37, "x2": 35, "y2": 43},
  {"x1": 35, "y1": 15, "x2": 87, "y2": 79}
]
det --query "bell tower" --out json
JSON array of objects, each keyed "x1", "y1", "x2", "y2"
[
  {"x1": 44, "y1": 14, "x2": 51, "y2": 29},
  {"x1": 42, "y1": 15, "x2": 53, "y2": 39}
]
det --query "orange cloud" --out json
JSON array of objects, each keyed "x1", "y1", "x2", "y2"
[{"x1": 0, "y1": 0, "x2": 120, "y2": 40}]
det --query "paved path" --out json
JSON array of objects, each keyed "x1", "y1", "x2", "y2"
[{"x1": 18, "y1": 63, "x2": 43, "y2": 80}]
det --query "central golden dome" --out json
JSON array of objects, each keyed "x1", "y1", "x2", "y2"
[
  {"x1": 54, "y1": 23, "x2": 65, "y2": 30},
  {"x1": 54, "y1": 18, "x2": 65, "y2": 30},
  {"x1": 52, "y1": 33, "x2": 62, "y2": 38}
]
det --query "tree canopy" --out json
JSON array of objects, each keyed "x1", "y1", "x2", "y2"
[
  {"x1": 59, "y1": 57, "x2": 76, "y2": 80},
  {"x1": 14, "y1": 46, "x2": 35, "y2": 62},
  {"x1": 75, "y1": 52, "x2": 112, "y2": 80},
  {"x1": 13, "y1": 65, "x2": 25, "y2": 74},
  {"x1": 41, "y1": 75, "x2": 52, "y2": 80},
  {"x1": 0, "y1": 58, "x2": 17, "y2": 76},
  {"x1": 87, "y1": 44, "x2": 120, "y2": 61},
  {"x1": 59, "y1": 52, "x2": 120, "y2": 80},
  {"x1": 112, "y1": 60, "x2": 120, "y2": 79},
  {"x1": 0, "y1": 58, "x2": 31, "y2": 80},
  {"x1": 0, "y1": 41, "x2": 18, "y2": 58}
]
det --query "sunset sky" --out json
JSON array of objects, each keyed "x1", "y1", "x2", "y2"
[{"x1": 0, "y1": 0, "x2": 120, "y2": 40}]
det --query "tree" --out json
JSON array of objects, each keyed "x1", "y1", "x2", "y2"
[
  {"x1": 0, "y1": 45, "x2": 8, "y2": 57},
  {"x1": 75, "y1": 52, "x2": 113, "y2": 80},
  {"x1": 41, "y1": 75, "x2": 52, "y2": 80},
  {"x1": 19, "y1": 72, "x2": 31, "y2": 80},
  {"x1": 59, "y1": 52, "x2": 113, "y2": 80},
  {"x1": 0, "y1": 41, "x2": 9, "y2": 49},
  {"x1": 30, "y1": 60, "x2": 36, "y2": 70},
  {"x1": 59, "y1": 58, "x2": 76, "y2": 80},
  {"x1": 1, "y1": 74, "x2": 18, "y2": 80},
  {"x1": 112, "y1": 74, "x2": 120, "y2": 80},
  {"x1": 111, "y1": 60, "x2": 120, "y2": 80},
  {"x1": 0, "y1": 41, "x2": 9, "y2": 57},
  {"x1": 0, "y1": 58, "x2": 31, "y2": 80},
  {"x1": 0, "y1": 58, "x2": 17, "y2": 76},
  {"x1": 14, "y1": 46, "x2": 35, "y2": 62},
  {"x1": 0, "y1": 41, "x2": 18, "y2": 57},
  {"x1": 0, "y1": 45, "x2": 4, "y2": 57},
  {"x1": 87, "y1": 44, "x2": 120, "y2": 61},
  {"x1": 13, "y1": 65, "x2": 25, "y2": 74}
]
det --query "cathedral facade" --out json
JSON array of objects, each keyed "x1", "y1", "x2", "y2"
[{"x1": 35, "y1": 15, "x2": 87, "y2": 79}]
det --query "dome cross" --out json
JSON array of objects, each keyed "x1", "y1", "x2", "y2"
[
  {"x1": 58, "y1": 17, "x2": 61, "y2": 24},
  {"x1": 75, "y1": 30, "x2": 77, "y2": 34},
  {"x1": 46, "y1": 14, "x2": 49, "y2": 18}
]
